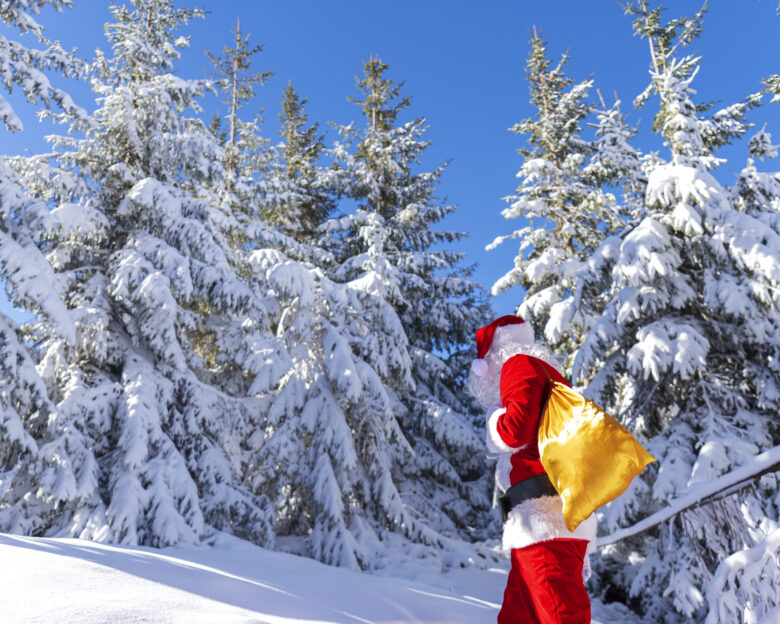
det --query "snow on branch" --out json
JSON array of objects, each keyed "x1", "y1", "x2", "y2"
[
  {"x1": 598, "y1": 445, "x2": 780, "y2": 547},
  {"x1": 706, "y1": 528, "x2": 780, "y2": 624}
]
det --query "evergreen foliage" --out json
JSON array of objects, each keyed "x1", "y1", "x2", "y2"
[
  {"x1": 488, "y1": 3, "x2": 780, "y2": 621},
  {"x1": 0, "y1": 0, "x2": 276, "y2": 547},
  {"x1": 328, "y1": 56, "x2": 490, "y2": 368},
  {"x1": 566, "y1": 3, "x2": 780, "y2": 621},
  {"x1": 248, "y1": 56, "x2": 493, "y2": 569},
  {"x1": 0, "y1": 0, "x2": 82, "y2": 539},
  {"x1": 206, "y1": 17, "x2": 272, "y2": 179},
  {"x1": 0, "y1": 0, "x2": 88, "y2": 132},
  {"x1": 325, "y1": 55, "x2": 493, "y2": 534},
  {"x1": 0, "y1": 1, "x2": 494, "y2": 572},
  {"x1": 489, "y1": 32, "x2": 631, "y2": 366},
  {"x1": 260, "y1": 84, "x2": 335, "y2": 242}
]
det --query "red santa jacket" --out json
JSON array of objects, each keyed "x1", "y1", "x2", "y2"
[
  {"x1": 485, "y1": 353, "x2": 597, "y2": 552},
  {"x1": 487, "y1": 353, "x2": 569, "y2": 488}
]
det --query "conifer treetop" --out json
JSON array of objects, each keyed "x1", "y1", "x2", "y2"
[
  {"x1": 100, "y1": 0, "x2": 204, "y2": 83},
  {"x1": 622, "y1": 0, "x2": 708, "y2": 74},
  {"x1": 279, "y1": 83, "x2": 324, "y2": 177},
  {"x1": 626, "y1": 1, "x2": 763, "y2": 167},
  {"x1": 348, "y1": 54, "x2": 411, "y2": 132},
  {"x1": 514, "y1": 27, "x2": 593, "y2": 164},
  {"x1": 206, "y1": 17, "x2": 272, "y2": 147},
  {"x1": 489, "y1": 28, "x2": 630, "y2": 361},
  {"x1": 259, "y1": 83, "x2": 333, "y2": 243}
]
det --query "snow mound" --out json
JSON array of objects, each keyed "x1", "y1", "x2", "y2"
[
  {"x1": 0, "y1": 533, "x2": 615, "y2": 623},
  {"x1": 0, "y1": 533, "x2": 501, "y2": 623}
]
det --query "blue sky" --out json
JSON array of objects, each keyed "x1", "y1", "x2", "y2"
[{"x1": 3, "y1": 0, "x2": 779, "y2": 320}]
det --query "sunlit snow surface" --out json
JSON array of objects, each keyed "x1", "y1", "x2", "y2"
[{"x1": 0, "y1": 533, "x2": 616, "y2": 623}]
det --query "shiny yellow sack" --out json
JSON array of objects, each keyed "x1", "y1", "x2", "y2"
[{"x1": 538, "y1": 381, "x2": 656, "y2": 532}]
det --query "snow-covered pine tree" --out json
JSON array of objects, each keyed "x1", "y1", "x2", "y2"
[
  {"x1": 0, "y1": 155, "x2": 79, "y2": 537},
  {"x1": 199, "y1": 19, "x2": 309, "y2": 405},
  {"x1": 488, "y1": 31, "x2": 629, "y2": 365},
  {"x1": 206, "y1": 16, "x2": 272, "y2": 179},
  {"x1": 543, "y1": 95, "x2": 647, "y2": 361},
  {"x1": 321, "y1": 56, "x2": 494, "y2": 548},
  {"x1": 260, "y1": 83, "x2": 335, "y2": 242},
  {"x1": 574, "y1": 3, "x2": 780, "y2": 621},
  {"x1": 203, "y1": 39, "x2": 489, "y2": 568},
  {"x1": 0, "y1": 0, "x2": 84, "y2": 342},
  {"x1": 585, "y1": 95, "x2": 645, "y2": 224},
  {"x1": 0, "y1": 0, "x2": 87, "y2": 537},
  {"x1": 206, "y1": 32, "x2": 401, "y2": 568},
  {"x1": 245, "y1": 229, "x2": 431, "y2": 569},
  {"x1": 0, "y1": 0, "x2": 275, "y2": 547}
]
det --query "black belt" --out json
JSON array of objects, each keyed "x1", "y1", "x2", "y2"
[{"x1": 498, "y1": 474, "x2": 558, "y2": 523}]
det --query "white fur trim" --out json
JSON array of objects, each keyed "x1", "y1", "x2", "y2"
[
  {"x1": 502, "y1": 494, "x2": 597, "y2": 552},
  {"x1": 488, "y1": 323, "x2": 535, "y2": 357},
  {"x1": 486, "y1": 407, "x2": 515, "y2": 454},
  {"x1": 471, "y1": 359, "x2": 488, "y2": 376},
  {"x1": 494, "y1": 454, "x2": 513, "y2": 492}
]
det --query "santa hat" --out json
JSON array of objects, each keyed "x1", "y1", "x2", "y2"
[{"x1": 471, "y1": 315, "x2": 534, "y2": 376}]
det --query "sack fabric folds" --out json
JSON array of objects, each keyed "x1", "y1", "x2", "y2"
[{"x1": 538, "y1": 381, "x2": 656, "y2": 532}]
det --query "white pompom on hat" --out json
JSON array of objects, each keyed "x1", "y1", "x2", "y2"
[
  {"x1": 470, "y1": 358, "x2": 489, "y2": 377},
  {"x1": 471, "y1": 315, "x2": 534, "y2": 376}
]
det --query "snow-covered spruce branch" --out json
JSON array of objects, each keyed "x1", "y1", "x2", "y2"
[
  {"x1": 706, "y1": 528, "x2": 780, "y2": 624},
  {"x1": 598, "y1": 445, "x2": 780, "y2": 547}
]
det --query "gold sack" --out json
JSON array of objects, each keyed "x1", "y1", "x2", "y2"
[{"x1": 538, "y1": 382, "x2": 656, "y2": 532}]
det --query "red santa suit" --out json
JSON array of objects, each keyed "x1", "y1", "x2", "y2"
[{"x1": 472, "y1": 316, "x2": 596, "y2": 624}]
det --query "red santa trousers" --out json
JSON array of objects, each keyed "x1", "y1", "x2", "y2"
[{"x1": 497, "y1": 538, "x2": 590, "y2": 624}]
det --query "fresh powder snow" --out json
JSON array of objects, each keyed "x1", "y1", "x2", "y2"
[{"x1": 0, "y1": 531, "x2": 625, "y2": 624}]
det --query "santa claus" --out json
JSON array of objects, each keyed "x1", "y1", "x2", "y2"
[{"x1": 468, "y1": 315, "x2": 596, "y2": 624}]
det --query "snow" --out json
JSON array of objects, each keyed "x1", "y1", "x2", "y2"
[
  {"x1": 707, "y1": 528, "x2": 780, "y2": 624},
  {"x1": 626, "y1": 320, "x2": 709, "y2": 382},
  {"x1": 48, "y1": 202, "x2": 109, "y2": 239},
  {"x1": 0, "y1": 532, "x2": 498, "y2": 623},
  {"x1": 599, "y1": 445, "x2": 780, "y2": 547},
  {"x1": 0, "y1": 532, "x2": 616, "y2": 624},
  {"x1": 760, "y1": 607, "x2": 780, "y2": 624},
  {"x1": 0, "y1": 93, "x2": 23, "y2": 132},
  {"x1": 0, "y1": 2, "x2": 775, "y2": 622}
]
